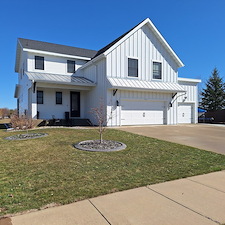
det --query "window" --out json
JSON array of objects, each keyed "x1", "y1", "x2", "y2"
[
  {"x1": 153, "y1": 62, "x2": 162, "y2": 79},
  {"x1": 128, "y1": 58, "x2": 138, "y2": 77},
  {"x1": 56, "y1": 92, "x2": 62, "y2": 104},
  {"x1": 67, "y1": 60, "x2": 76, "y2": 73},
  {"x1": 35, "y1": 56, "x2": 44, "y2": 70},
  {"x1": 37, "y1": 91, "x2": 43, "y2": 104}
]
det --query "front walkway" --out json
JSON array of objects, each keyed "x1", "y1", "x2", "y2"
[{"x1": 1, "y1": 171, "x2": 225, "y2": 225}]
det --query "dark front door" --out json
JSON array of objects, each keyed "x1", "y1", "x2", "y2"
[{"x1": 70, "y1": 92, "x2": 80, "y2": 117}]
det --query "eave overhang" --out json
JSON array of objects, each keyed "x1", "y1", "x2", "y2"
[
  {"x1": 14, "y1": 84, "x2": 21, "y2": 98},
  {"x1": 25, "y1": 72, "x2": 96, "y2": 87},
  {"x1": 107, "y1": 78, "x2": 185, "y2": 93}
]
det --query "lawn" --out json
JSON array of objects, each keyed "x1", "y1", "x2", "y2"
[
  {"x1": 0, "y1": 119, "x2": 10, "y2": 124},
  {"x1": 1, "y1": 128, "x2": 225, "y2": 216}
]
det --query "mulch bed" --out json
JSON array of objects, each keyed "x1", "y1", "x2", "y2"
[{"x1": 74, "y1": 140, "x2": 127, "y2": 152}]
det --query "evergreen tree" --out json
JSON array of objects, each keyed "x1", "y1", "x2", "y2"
[{"x1": 200, "y1": 68, "x2": 225, "y2": 111}]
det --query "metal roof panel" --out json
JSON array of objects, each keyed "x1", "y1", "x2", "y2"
[
  {"x1": 107, "y1": 78, "x2": 185, "y2": 93},
  {"x1": 26, "y1": 72, "x2": 96, "y2": 86}
]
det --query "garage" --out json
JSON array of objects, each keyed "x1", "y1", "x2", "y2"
[
  {"x1": 121, "y1": 100, "x2": 165, "y2": 125},
  {"x1": 178, "y1": 103, "x2": 193, "y2": 124}
]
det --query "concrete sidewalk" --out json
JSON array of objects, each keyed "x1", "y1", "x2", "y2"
[{"x1": 1, "y1": 171, "x2": 225, "y2": 225}]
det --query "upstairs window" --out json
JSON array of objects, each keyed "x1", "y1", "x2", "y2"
[
  {"x1": 153, "y1": 62, "x2": 162, "y2": 79},
  {"x1": 35, "y1": 56, "x2": 44, "y2": 70},
  {"x1": 56, "y1": 92, "x2": 62, "y2": 104},
  {"x1": 67, "y1": 60, "x2": 76, "y2": 73},
  {"x1": 128, "y1": 58, "x2": 138, "y2": 77},
  {"x1": 37, "y1": 91, "x2": 43, "y2": 104}
]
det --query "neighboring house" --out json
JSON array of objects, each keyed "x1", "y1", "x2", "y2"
[{"x1": 14, "y1": 18, "x2": 201, "y2": 126}]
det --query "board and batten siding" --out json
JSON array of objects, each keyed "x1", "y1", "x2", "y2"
[
  {"x1": 177, "y1": 80, "x2": 199, "y2": 123},
  {"x1": 82, "y1": 59, "x2": 107, "y2": 124},
  {"x1": 106, "y1": 24, "x2": 178, "y2": 82},
  {"x1": 107, "y1": 89, "x2": 177, "y2": 126}
]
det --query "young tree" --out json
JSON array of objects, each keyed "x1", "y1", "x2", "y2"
[
  {"x1": 90, "y1": 100, "x2": 110, "y2": 143},
  {"x1": 200, "y1": 68, "x2": 225, "y2": 111}
]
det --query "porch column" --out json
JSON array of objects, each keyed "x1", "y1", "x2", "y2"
[{"x1": 31, "y1": 84, "x2": 37, "y2": 119}]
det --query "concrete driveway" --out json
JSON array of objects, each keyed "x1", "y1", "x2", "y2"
[{"x1": 117, "y1": 124, "x2": 225, "y2": 155}]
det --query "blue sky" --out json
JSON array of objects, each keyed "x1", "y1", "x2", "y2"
[{"x1": 1, "y1": 0, "x2": 225, "y2": 109}]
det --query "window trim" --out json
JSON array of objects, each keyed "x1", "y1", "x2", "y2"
[
  {"x1": 152, "y1": 61, "x2": 163, "y2": 81},
  {"x1": 35, "y1": 56, "x2": 44, "y2": 70},
  {"x1": 56, "y1": 92, "x2": 62, "y2": 105},
  {"x1": 127, "y1": 57, "x2": 139, "y2": 78},
  {"x1": 37, "y1": 90, "x2": 43, "y2": 104},
  {"x1": 67, "y1": 60, "x2": 76, "y2": 73}
]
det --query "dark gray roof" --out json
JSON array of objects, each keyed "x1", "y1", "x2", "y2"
[
  {"x1": 18, "y1": 20, "x2": 143, "y2": 61},
  {"x1": 93, "y1": 19, "x2": 145, "y2": 58},
  {"x1": 18, "y1": 38, "x2": 97, "y2": 59}
]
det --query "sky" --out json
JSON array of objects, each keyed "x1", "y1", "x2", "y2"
[{"x1": 1, "y1": 0, "x2": 225, "y2": 109}]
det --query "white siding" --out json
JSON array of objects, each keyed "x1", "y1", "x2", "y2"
[
  {"x1": 106, "y1": 24, "x2": 178, "y2": 82},
  {"x1": 36, "y1": 88, "x2": 87, "y2": 119},
  {"x1": 83, "y1": 59, "x2": 107, "y2": 125},
  {"x1": 18, "y1": 51, "x2": 33, "y2": 116},
  {"x1": 27, "y1": 52, "x2": 88, "y2": 75}
]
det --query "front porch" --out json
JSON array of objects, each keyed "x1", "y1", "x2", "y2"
[{"x1": 26, "y1": 72, "x2": 96, "y2": 120}]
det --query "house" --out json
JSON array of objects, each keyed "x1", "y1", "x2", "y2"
[{"x1": 14, "y1": 18, "x2": 201, "y2": 126}]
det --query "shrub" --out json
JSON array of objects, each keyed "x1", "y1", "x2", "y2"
[{"x1": 10, "y1": 115, "x2": 34, "y2": 130}]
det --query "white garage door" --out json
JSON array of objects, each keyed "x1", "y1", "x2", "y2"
[
  {"x1": 121, "y1": 100, "x2": 165, "y2": 125},
  {"x1": 178, "y1": 103, "x2": 193, "y2": 124}
]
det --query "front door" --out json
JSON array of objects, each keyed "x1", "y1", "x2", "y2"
[{"x1": 70, "y1": 92, "x2": 80, "y2": 117}]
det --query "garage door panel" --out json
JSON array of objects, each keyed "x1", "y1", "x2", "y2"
[
  {"x1": 178, "y1": 103, "x2": 193, "y2": 124},
  {"x1": 121, "y1": 100, "x2": 165, "y2": 125}
]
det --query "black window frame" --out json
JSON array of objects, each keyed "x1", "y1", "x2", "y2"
[
  {"x1": 67, "y1": 60, "x2": 76, "y2": 73},
  {"x1": 35, "y1": 56, "x2": 44, "y2": 70},
  {"x1": 153, "y1": 62, "x2": 162, "y2": 80},
  {"x1": 128, "y1": 58, "x2": 138, "y2": 77},
  {"x1": 37, "y1": 91, "x2": 43, "y2": 104},
  {"x1": 56, "y1": 92, "x2": 62, "y2": 105}
]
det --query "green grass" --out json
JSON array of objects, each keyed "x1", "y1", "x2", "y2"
[{"x1": 0, "y1": 128, "x2": 225, "y2": 216}]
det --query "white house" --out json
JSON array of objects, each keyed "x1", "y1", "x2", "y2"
[{"x1": 14, "y1": 18, "x2": 201, "y2": 126}]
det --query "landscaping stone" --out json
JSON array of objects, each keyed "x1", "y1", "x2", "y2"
[
  {"x1": 5, "y1": 133, "x2": 48, "y2": 141},
  {"x1": 74, "y1": 140, "x2": 126, "y2": 152}
]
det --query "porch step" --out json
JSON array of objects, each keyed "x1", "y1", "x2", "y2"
[
  {"x1": 70, "y1": 119, "x2": 92, "y2": 126},
  {"x1": 38, "y1": 119, "x2": 92, "y2": 127}
]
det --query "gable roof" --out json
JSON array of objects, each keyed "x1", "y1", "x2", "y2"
[
  {"x1": 15, "y1": 38, "x2": 97, "y2": 72},
  {"x1": 19, "y1": 38, "x2": 97, "y2": 58},
  {"x1": 94, "y1": 19, "x2": 145, "y2": 58},
  {"x1": 15, "y1": 18, "x2": 184, "y2": 72},
  {"x1": 92, "y1": 18, "x2": 184, "y2": 68}
]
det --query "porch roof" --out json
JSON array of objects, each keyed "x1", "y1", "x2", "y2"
[
  {"x1": 107, "y1": 77, "x2": 185, "y2": 93},
  {"x1": 26, "y1": 72, "x2": 96, "y2": 86}
]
